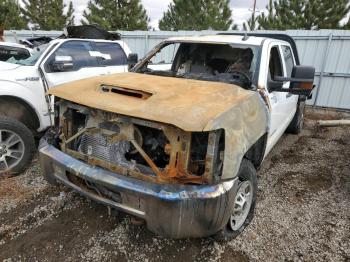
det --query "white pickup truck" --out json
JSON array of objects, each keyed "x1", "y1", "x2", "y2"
[
  {"x1": 39, "y1": 33, "x2": 315, "y2": 240},
  {"x1": 0, "y1": 26, "x2": 137, "y2": 174}
]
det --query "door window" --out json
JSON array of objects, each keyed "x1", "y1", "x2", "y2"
[
  {"x1": 93, "y1": 42, "x2": 127, "y2": 66},
  {"x1": 267, "y1": 46, "x2": 284, "y2": 92},
  {"x1": 45, "y1": 41, "x2": 98, "y2": 72},
  {"x1": 268, "y1": 46, "x2": 283, "y2": 79},
  {"x1": 281, "y1": 45, "x2": 294, "y2": 77}
]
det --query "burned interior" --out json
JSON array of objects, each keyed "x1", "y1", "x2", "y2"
[
  {"x1": 134, "y1": 41, "x2": 259, "y2": 89},
  {"x1": 54, "y1": 100, "x2": 225, "y2": 185}
]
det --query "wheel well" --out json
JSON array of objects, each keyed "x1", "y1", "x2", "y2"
[
  {"x1": 0, "y1": 96, "x2": 40, "y2": 131},
  {"x1": 244, "y1": 133, "x2": 268, "y2": 168}
]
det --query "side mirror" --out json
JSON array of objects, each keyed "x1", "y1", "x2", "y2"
[
  {"x1": 127, "y1": 53, "x2": 138, "y2": 70},
  {"x1": 268, "y1": 65, "x2": 315, "y2": 97},
  {"x1": 51, "y1": 56, "x2": 74, "y2": 72}
]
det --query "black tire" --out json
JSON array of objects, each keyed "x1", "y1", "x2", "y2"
[
  {"x1": 212, "y1": 158, "x2": 257, "y2": 241},
  {"x1": 0, "y1": 116, "x2": 35, "y2": 175},
  {"x1": 286, "y1": 100, "x2": 305, "y2": 134}
]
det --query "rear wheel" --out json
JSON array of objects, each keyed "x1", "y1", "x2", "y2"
[
  {"x1": 286, "y1": 100, "x2": 305, "y2": 134},
  {"x1": 213, "y1": 159, "x2": 257, "y2": 241},
  {"x1": 0, "y1": 117, "x2": 35, "y2": 175}
]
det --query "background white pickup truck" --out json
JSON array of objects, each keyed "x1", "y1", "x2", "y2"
[{"x1": 0, "y1": 26, "x2": 136, "y2": 174}]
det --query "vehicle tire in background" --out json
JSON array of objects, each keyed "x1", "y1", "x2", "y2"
[
  {"x1": 212, "y1": 158, "x2": 257, "y2": 241},
  {"x1": 286, "y1": 100, "x2": 306, "y2": 134},
  {"x1": 0, "y1": 116, "x2": 35, "y2": 175}
]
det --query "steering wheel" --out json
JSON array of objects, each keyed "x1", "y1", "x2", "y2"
[{"x1": 229, "y1": 70, "x2": 251, "y2": 85}]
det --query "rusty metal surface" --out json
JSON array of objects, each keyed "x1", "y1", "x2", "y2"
[
  {"x1": 50, "y1": 73, "x2": 269, "y2": 180},
  {"x1": 48, "y1": 72, "x2": 256, "y2": 132},
  {"x1": 58, "y1": 102, "x2": 209, "y2": 184},
  {"x1": 205, "y1": 93, "x2": 269, "y2": 179},
  {"x1": 39, "y1": 140, "x2": 239, "y2": 238},
  {"x1": 59, "y1": 101, "x2": 211, "y2": 184}
]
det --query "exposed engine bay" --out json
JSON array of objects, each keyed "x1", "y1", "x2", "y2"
[{"x1": 55, "y1": 100, "x2": 225, "y2": 184}]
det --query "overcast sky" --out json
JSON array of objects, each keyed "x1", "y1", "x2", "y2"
[{"x1": 65, "y1": 0, "x2": 270, "y2": 29}]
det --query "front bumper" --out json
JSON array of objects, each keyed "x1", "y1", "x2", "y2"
[{"x1": 39, "y1": 139, "x2": 238, "y2": 238}]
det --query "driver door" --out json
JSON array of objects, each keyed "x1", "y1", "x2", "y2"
[
  {"x1": 280, "y1": 45, "x2": 299, "y2": 120},
  {"x1": 265, "y1": 44, "x2": 290, "y2": 153}
]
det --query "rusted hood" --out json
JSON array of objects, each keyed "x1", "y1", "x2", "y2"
[{"x1": 49, "y1": 72, "x2": 256, "y2": 131}]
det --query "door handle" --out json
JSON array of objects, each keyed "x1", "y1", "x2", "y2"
[{"x1": 286, "y1": 93, "x2": 292, "y2": 98}]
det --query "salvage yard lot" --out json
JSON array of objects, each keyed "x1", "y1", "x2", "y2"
[{"x1": 0, "y1": 110, "x2": 349, "y2": 261}]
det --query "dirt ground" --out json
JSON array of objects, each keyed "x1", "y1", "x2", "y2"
[{"x1": 0, "y1": 109, "x2": 349, "y2": 262}]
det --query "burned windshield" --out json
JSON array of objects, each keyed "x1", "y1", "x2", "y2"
[{"x1": 134, "y1": 42, "x2": 260, "y2": 88}]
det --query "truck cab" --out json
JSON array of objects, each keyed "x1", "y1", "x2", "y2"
[
  {"x1": 0, "y1": 26, "x2": 135, "y2": 174},
  {"x1": 143, "y1": 34, "x2": 311, "y2": 155}
]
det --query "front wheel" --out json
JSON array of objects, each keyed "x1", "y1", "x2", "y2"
[
  {"x1": 212, "y1": 159, "x2": 257, "y2": 241},
  {"x1": 0, "y1": 116, "x2": 35, "y2": 175}
]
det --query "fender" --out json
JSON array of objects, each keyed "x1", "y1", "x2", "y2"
[
  {"x1": 0, "y1": 80, "x2": 51, "y2": 131},
  {"x1": 204, "y1": 91, "x2": 270, "y2": 180}
]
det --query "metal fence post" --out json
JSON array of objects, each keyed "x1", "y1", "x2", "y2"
[
  {"x1": 144, "y1": 32, "x2": 149, "y2": 57},
  {"x1": 313, "y1": 33, "x2": 333, "y2": 106},
  {"x1": 11, "y1": 31, "x2": 18, "y2": 43}
]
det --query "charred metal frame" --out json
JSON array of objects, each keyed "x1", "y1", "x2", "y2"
[
  {"x1": 203, "y1": 129, "x2": 223, "y2": 183},
  {"x1": 57, "y1": 100, "x2": 221, "y2": 184}
]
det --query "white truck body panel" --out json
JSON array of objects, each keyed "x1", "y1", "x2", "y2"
[
  {"x1": 0, "y1": 38, "x2": 132, "y2": 131},
  {"x1": 258, "y1": 39, "x2": 299, "y2": 157}
]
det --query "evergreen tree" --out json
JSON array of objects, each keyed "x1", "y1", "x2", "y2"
[
  {"x1": 0, "y1": 0, "x2": 27, "y2": 29},
  {"x1": 81, "y1": 0, "x2": 149, "y2": 31},
  {"x1": 159, "y1": 0, "x2": 235, "y2": 31},
  {"x1": 258, "y1": 0, "x2": 350, "y2": 30},
  {"x1": 243, "y1": 12, "x2": 258, "y2": 31},
  {"x1": 344, "y1": 18, "x2": 350, "y2": 29},
  {"x1": 21, "y1": 0, "x2": 75, "y2": 30}
]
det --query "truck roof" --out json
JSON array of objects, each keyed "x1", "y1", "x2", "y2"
[
  {"x1": 49, "y1": 38, "x2": 127, "y2": 45},
  {"x1": 0, "y1": 42, "x2": 31, "y2": 49},
  {"x1": 167, "y1": 34, "x2": 266, "y2": 46}
]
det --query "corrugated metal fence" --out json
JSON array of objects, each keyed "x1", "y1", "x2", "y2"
[{"x1": 4, "y1": 29, "x2": 350, "y2": 110}]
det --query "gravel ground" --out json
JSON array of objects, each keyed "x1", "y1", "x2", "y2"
[{"x1": 0, "y1": 109, "x2": 349, "y2": 262}]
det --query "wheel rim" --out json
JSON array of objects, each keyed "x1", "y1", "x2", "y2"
[
  {"x1": 0, "y1": 129, "x2": 25, "y2": 171},
  {"x1": 229, "y1": 180, "x2": 253, "y2": 231}
]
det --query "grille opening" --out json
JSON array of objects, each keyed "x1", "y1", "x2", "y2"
[
  {"x1": 101, "y1": 85, "x2": 152, "y2": 99},
  {"x1": 63, "y1": 108, "x2": 87, "y2": 145},
  {"x1": 125, "y1": 125, "x2": 170, "y2": 169},
  {"x1": 64, "y1": 112, "x2": 170, "y2": 171}
]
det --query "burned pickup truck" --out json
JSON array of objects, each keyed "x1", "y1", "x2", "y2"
[{"x1": 39, "y1": 34, "x2": 315, "y2": 240}]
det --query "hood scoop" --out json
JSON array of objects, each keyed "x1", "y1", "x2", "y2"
[{"x1": 101, "y1": 85, "x2": 152, "y2": 100}]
